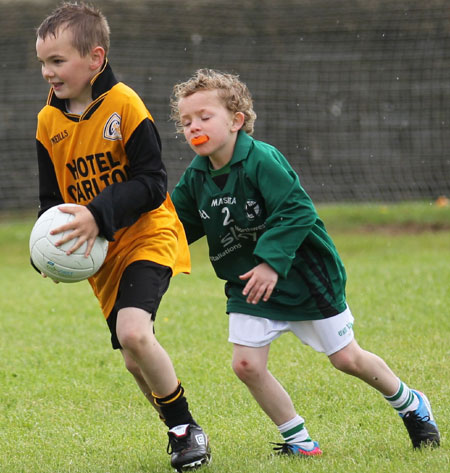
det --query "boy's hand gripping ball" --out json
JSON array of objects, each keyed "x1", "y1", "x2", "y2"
[{"x1": 29, "y1": 204, "x2": 108, "y2": 283}]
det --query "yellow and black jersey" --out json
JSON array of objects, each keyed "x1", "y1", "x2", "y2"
[{"x1": 36, "y1": 60, "x2": 190, "y2": 318}]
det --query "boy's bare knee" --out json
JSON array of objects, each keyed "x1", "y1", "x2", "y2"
[
  {"x1": 118, "y1": 327, "x2": 148, "y2": 353},
  {"x1": 329, "y1": 347, "x2": 362, "y2": 375},
  {"x1": 331, "y1": 353, "x2": 353, "y2": 373},
  {"x1": 117, "y1": 309, "x2": 155, "y2": 353},
  {"x1": 232, "y1": 357, "x2": 259, "y2": 382}
]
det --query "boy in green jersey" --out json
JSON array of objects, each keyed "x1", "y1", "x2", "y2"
[{"x1": 170, "y1": 69, "x2": 440, "y2": 455}]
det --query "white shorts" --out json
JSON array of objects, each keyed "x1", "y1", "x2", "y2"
[{"x1": 228, "y1": 307, "x2": 355, "y2": 356}]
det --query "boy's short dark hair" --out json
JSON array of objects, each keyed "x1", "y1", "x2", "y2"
[{"x1": 36, "y1": 1, "x2": 110, "y2": 56}]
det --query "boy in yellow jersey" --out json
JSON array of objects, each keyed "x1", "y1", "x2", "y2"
[{"x1": 34, "y1": 3, "x2": 210, "y2": 471}]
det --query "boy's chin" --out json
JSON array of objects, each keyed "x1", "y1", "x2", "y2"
[
  {"x1": 53, "y1": 90, "x2": 66, "y2": 98},
  {"x1": 52, "y1": 86, "x2": 67, "y2": 99}
]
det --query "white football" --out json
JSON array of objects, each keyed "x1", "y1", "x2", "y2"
[{"x1": 29, "y1": 204, "x2": 108, "y2": 283}]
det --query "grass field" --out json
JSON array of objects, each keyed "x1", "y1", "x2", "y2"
[{"x1": 0, "y1": 202, "x2": 449, "y2": 473}]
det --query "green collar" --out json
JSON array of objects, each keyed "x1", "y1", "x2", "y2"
[{"x1": 209, "y1": 160, "x2": 231, "y2": 176}]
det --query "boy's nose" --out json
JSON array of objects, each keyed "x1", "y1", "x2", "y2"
[
  {"x1": 42, "y1": 66, "x2": 54, "y2": 79},
  {"x1": 190, "y1": 120, "x2": 201, "y2": 133}
]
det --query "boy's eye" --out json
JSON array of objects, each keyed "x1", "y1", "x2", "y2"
[{"x1": 182, "y1": 121, "x2": 191, "y2": 128}]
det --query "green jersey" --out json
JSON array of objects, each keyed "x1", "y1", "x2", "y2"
[{"x1": 171, "y1": 131, "x2": 347, "y2": 321}]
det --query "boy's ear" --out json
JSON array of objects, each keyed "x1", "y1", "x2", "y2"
[
  {"x1": 90, "y1": 46, "x2": 106, "y2": 70},
  {"x1": 232, "y1": 112, "x2": 245, "y2": 132}
]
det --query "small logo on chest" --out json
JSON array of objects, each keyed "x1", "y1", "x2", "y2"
[
  {"x1": 103, "y1": 113, "x2": 122, "y2": 141},
  {"x1": 245, "y1": 200, "x2": 261, "y2": 220}
]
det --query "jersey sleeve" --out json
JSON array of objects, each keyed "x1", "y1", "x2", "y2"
[
  {"x1": 171, "y1": 170, "x2": 205, "y2": 245},
  {"x1": 36, "y1": 139, "x2": 64, "y2": 216},
  {"x1": 87, "y1": 118, "x2": 167, "y2": 241},
  {"x1": 250, "y1": 145, "x2": 317, "y2": 278}
]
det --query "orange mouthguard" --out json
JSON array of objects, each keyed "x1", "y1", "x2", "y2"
[{"x1": 191, "y1": 135, "x2": 209, "y2": 146}]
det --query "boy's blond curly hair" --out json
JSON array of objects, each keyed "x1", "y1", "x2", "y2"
[{"x1": 170, "y1": 69, "x2": 257, "y2": 135}]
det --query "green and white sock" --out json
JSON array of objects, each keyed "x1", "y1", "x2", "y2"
[
  {"x1": 384, "y1": 379, "x2": 419, "y2": 415},
  {"x1": 277, "y1": 415, "x2": 314, "y2": 448}
]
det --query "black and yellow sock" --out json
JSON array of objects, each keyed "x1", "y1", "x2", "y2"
[{"x1": 152, "y1": 381, "x2": 196, "y2": 429}]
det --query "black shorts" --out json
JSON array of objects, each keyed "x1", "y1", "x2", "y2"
[{"x1": 106, "y1": 260, "x2": 172, "y2": 350}]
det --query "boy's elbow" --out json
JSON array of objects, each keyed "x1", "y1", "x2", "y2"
[
  {"x1": 135, "y1": 172, "x2": 166, "y2": 211},
  {"x1": 151, "y1": 184, "x2": 166, "y2": 210},
  {"x1": 150, "y1": 167, "x2": 167, "y2": 208}
]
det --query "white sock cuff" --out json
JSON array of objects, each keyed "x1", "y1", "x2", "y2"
[{"x1": 277, "y1": 414, "x2": 305, "y2": 433}]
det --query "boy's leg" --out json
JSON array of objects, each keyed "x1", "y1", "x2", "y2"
[
  {"x1": 117, "y1": 307, "x2": 179, "y2": 398},
  {"x1": 120, "y1": 348, "x2": 164, "y2": 420},
  {"x1": 229, "y1": 313, "x2": 322, "y2": 456},
  {"x1": 232, "y1": 343, "x2": 295, "y2": 425},
  {"x1": 108, "y1": 261, "x2": 211, "y2": 470},
  {"x1": 116, "y1": 307, "x2": 211, "y2": 470},
  {"x1": 328, "y1": 338, "x2": 440, "y2": 449},
  {"x1": 288, "y1": 308, "x2": 439, "y2": 450},
  {"x1": 328, "y1": 339, "x2": 399, "y2": 394}
]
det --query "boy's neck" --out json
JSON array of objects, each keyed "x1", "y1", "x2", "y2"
[
  {"x1": 208, "y1": 133, "x2": 239, "y2": 169},
  {"x1": 66, "y1": 93, "x2": 93, "y2": 115},
  {"x1": 208, "y1": 155, "x2": 232, "y2": 170},
  {"x1": 66, "y1": 71, "x2": 101, "y2": 114}
]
